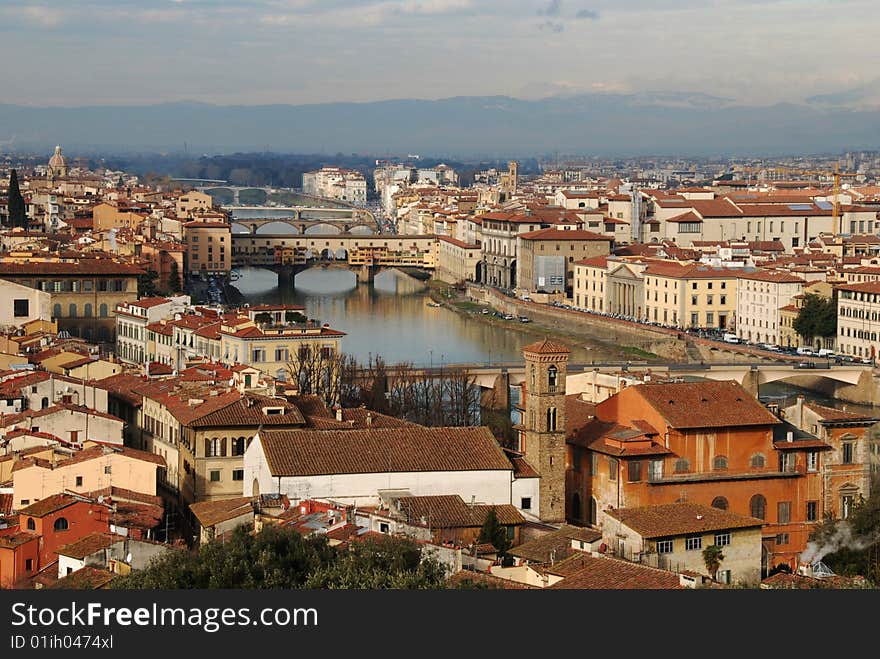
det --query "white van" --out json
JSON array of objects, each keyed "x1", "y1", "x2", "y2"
[
  {"x1": 722, "y1": 333, "x2": 740, "y2": 344},
  {"x1": 817, "y1": 348, "x2": 835, "y2": 357},
  {"x1": 797, "y1": 346, "x2": 816, "y2": 356}
]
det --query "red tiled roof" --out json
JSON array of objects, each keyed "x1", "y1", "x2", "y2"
[
  {"x1": 632, "y1": 381, "x2": 779, "y2": 429},
  {"x1": 18, "y1": 493, "x2": 82, "y2": 518},
  {"x1": 258, "y1": 426, "x2": 512, "y2": 477},
  {"x1": 519, "y1": 228, "x2": 611, "y2": 241},
  {"x1": 605, "y1": 502, "x2": 765, "y2": 538},
  {"x1": 522, "y1": 338, "x2": 571, "y2": 355},
  {"x1": 547, "y1": 554, "x2": 684, "y2": 589},
  {"x1": 189, "y1": 497, "x2": 254, "y2": 528},
  {"x1": 56, "y1": 533, "x2": 125, "y2": 560}
]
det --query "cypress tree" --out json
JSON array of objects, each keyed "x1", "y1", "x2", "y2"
[{"x1": 7, "y1": 169, "x2": 26, "y2": 229}]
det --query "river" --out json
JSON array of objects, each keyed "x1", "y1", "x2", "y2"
[{"x1": 229, "y1": 266, "x2": 605, "y2": 367}]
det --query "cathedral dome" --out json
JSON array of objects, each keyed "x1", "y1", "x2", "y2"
[{"x1": 48, "y1": 145, "x2": 67, "y2": 169}]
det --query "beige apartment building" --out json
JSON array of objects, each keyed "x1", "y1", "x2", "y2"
[
  {"x1": 779, "y1": 281, "x2": 835, "y2": 349},
  {"x1": 175, "y1": 191, "x2": 214, "y2": 219},
  {"x1": 0, "y1": 257, "x2": 144, "y2": 343},
  {"x1": 837, "y1": 280, "x2": 880, "y2": 360},
  {"x1": 183, "y1": 220, "x2": 232, "y2": 276},
  {"x1": 436, "y1": 236, "x2": 481, "y2": 284},
  {"x1": 643, "y1": 263, "x2": 738, "y2": 329},
  {"x1": 91, "y1": 202, "x2": 147, "y2": 232},
  {"x1": 516, "y1": 229, "x2": 612, "y2": 295},
  {"x1": 735, "y1": 270, "x2": 805, "y2": 345}
]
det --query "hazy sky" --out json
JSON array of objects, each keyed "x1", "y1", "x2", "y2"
[{"x1": 1, "y1": 0, "x2": 876, "y2": 107}]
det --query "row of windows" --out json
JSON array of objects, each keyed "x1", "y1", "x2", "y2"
[
  {"x1": 52, "y1": 303, "x2": 109, "y2": 318},
  {"x1": 209, "y1": 468, "x2": 244, "y2": 482},
  {"x1": 657, "y1": 532, "x2": 730, "y2": 554}
]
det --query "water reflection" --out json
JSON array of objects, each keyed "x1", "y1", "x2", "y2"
[{"x1": 231, "y1": 267, "x2": 599, "y2": 367}]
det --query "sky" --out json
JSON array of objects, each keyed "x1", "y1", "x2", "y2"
[{"x1": 1, "y1": 0, "x2": 877, "y2": 107}]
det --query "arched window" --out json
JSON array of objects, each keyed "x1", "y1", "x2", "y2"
[
  {"x1": 711, "y1": 496, "x2": 729, "y2": 510},
  {"x1": 750, "y1": 494, "x2": 767, "y2": 520},
  {"x1": 232, "y1": 437, "x2": 246, "y2": 456},
  {"x1": 99, "y1": 304, "x2": 108, "y2": 317},
  {"x1": 84, "y1": 303, "x2": 93, "y2": 318},
  {"x1": 53, "y1": 517, "x2": 69, "y2": 531},
  {"x1": 750, "y1": 453, "x2": 766, "y2": 468},
  {"x1": 674, "y1": 458, "x2": 690, "y2": 473},
  {"x1": 41, "y1": 397, "x2": 49, "y2": 409},
  {"x1": 530, "y1": 365, "x2": 536, "y2": 389},
  {"x1": 548, "y1": 365, "x2": 558, "y2": 389},
  {"x1": 68, "y1": 303, "x2": 77, "y2": 318},
  {"x1": 26, "y1": 518, "x2": 35, "y2": 531},
  {"x1": 713, "y1": 455, "x2": 728, "y2": 470},
  {"x1": 53, "y1": 303, "x2": 62, "y2": 319}
]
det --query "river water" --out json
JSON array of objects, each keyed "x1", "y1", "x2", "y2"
[{"x1": 230, "y1": 267, "x2": 602, "y2": 367}]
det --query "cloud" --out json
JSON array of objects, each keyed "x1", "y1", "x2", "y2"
[
  {"x1": 20, "y1": 6, "x2": 66, "y2": 28},
  {"x1": 537, "y1": 0, "x2": 562, "y2": 16},
  {"x1": 575, "y1": 8, "x2": 598, "y2": 20}
]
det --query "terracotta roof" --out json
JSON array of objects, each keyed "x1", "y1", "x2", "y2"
[
  {"x1": 396, "y1": 495, "x2": 525, "y2": 528},
  {"x1": 803, "y1": 402, "x2": 879, "y2": 422},
  {"x1": 574, "y1": 255, "x2": 609, "y2": 268},
  {"x1": 632, "y1": 381, "x2": 780, "y2": 429},
  {"x1": 546, "y1": 554, "x2": 684, "y2": 589},
  {"x1": 837, "y1": 280, "x2": 880, "y2": 294},
  {"x1": 519, "y1": 228, "x2": 611, "y2": 241},
  {"x1": 0, "y1": 531, "x2": 38, "y2": 549},
  {"x1": 56, "y1": 532, "x2": 125, "y2": 560},
  {"x1": 189, "y1": 497, "x2": 254, "y2": 528},
  {"x1": 642, "y1": 263, "x2": 739, "y2": 280},
  {"x1": 737, "y1": 269, "x2": 805, "y2": 284},
  {"x1": 0, "y1": 260, "x2": 145, "y2": 276},
  {"x1": 438, "y1": 236, "x2": 480, "y2": 249},
  {"x1": 258, "y1": 426, "x2": 512, "y2": 477},
  {"x1": 522, "y1": 338, "x2": 571, "y2": 355},
  {"x1": 48, "y1": 566, "x2": 116, "y2": 590},
  {"x1": 509, "y1": 524, "x2": 601, "y2": 563},
  {"x1": 188, "y1": 394, "x2": 306, "y2": 428},
  {"x1": 18, "y1": 493, "x2": 82, "y2": 518},
  {"x1": 564, "y1": 394, "x2": 597, "y2": 440},
  {"x1": 606, "y1": 502, "x2": 765, "y2": 538}
]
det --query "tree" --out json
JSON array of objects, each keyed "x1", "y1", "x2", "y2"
[
  {"x1": 793, "y1": 294, "x2": 837, "y2": 344},
  {"x1": 285, "y1": 310, "x2": 307, "y2": 324},
  {"x1": 167, "y1": 259, "x2": 182, "y2": 293},
  {"x1": 7, "y1": 169, "x2": 26, "y2": 229},
  {"x1": 702, "y1": 544, "x2": 725, "y2": 581},
  {"x1": 478, "y1": 507, "x2": 512, "y2": 558},
  {"x1": 254, "y1": 312, "x2": 273, "y2": 325},
  {"x1": 111, "y1": 525, "x2": 445, "y2": 590},
  {"x1": 137, "y1": 270, "x2": 159, "y2": 297}
]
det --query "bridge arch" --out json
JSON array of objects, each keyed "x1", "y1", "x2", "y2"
[
  {"x1": 230, "y1": 222, "x2": 250, "y2": 234},
  {"x1": 305, "y1": 223, "x2": 342, "y2": 235},
  {"x1": 255, "y1": 221, "x2": 300, "y2": 235},
  {"x1": 347, "y1": 224, "x2": 375, "y2": 235},
  {"x1": 335, "y1": 247, "x2": 348, "y2": 260}
]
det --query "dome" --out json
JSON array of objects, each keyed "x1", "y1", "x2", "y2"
[{"x1": 48, "y1": 145, "x2": 67, "y2": 169}]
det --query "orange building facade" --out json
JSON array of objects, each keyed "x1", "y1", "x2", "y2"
[{"x1": 565, "y1": 380, "x2": 830, "y2": 574}]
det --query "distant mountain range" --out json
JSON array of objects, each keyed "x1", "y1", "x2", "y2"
[{"x1": 1, "y1": 90, "x2": 879, "y2": 157}]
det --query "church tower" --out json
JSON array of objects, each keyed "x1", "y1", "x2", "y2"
[{"x1": 521, "y1": 338, "x2": 569, "y2": 523}]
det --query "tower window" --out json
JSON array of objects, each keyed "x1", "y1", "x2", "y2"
[
  {"x1": 548, "y1": 365, "x2": 558, "y2": 391},
  {"x1": 546, "y1": 407, "x2": 557, "y2": 432}
]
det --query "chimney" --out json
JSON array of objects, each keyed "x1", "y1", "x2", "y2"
[
  {"x1": 335, "y1": 406, "x2": 343, "y2": 422},
  {"x1": 366, "y1": 411, "x2": 372, "y2": 426}
]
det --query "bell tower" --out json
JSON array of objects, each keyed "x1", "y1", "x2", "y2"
[{"x1": 521, "y1": 338, "x2": 569, "y2": 523}]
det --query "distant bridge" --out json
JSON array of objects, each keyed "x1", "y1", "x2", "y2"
[
  {"x1": 228, "y1": 208, "x2": 376, "y2": 236},
  {"x1": 371, "y1": 361, "x2": 876, "y2": 398}
]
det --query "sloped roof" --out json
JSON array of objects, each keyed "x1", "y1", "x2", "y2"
[
  {"x1": 605, "y1": 502, "x2": 765, "y2": 538},
  {"x1": 633, "y1": 381, "x2": 779, "y2": 429},
  {"x1": 547, "y1": 554, "x2": 684, "y2": 589},
  {"x1": 189, "y1": 497, "x2": 255, "y2": 528},
  {"x1": 258, "y1": 426, "x2": 512, "y2": 477},
  {"x1": 523, "y1": 338, "x2": 571, "y2": 355}
]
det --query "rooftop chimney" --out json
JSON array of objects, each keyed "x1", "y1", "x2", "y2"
[
  {"x1": 335, "y1": 407, "x2": 343, "y2": 422},
  {"x1": 366, "y1": 411, "x2": 373, "y2": 426}
]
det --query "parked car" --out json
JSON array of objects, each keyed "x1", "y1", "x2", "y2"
[
  {"x1": 502, "y1": 314, "x2": 515, "y2": 320},
  {"x1": 481, "y1": 308, "x2": 490, "y2": 314},
  {"x1": 519, "y1": 316, "x2": 531, "y2": 323}
]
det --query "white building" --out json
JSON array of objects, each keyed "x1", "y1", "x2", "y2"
[
  {"x1": 302, "y1": 167, "x2": 367, "y2": 206},
  {"x1": 244, "y1": 426, "x2": 537, "y2": 509},
  {"x1": 115, "y1": 296, "x2": 190, "y2": 366},
  {"x1": 837, "y1": 280, "x2": 880, "y2": 360},
  {"x1": 1, "y1": 279, "x2": 51, "y2": 329},
  {"x1": 736, "y1": 270, "x2": 805, "y2": 346}
]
